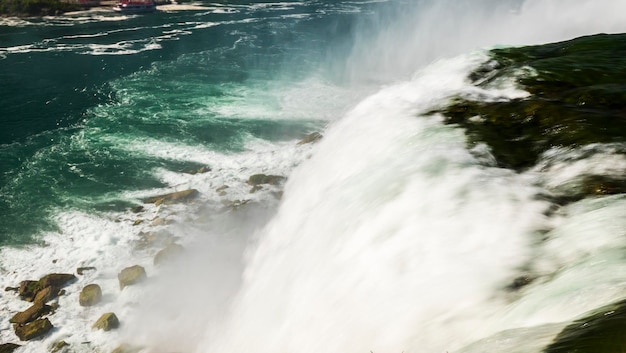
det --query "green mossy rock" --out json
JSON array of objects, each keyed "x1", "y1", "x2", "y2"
[
  {"x1": 50, "y1": 340, "x2": 69, "y2": 353},
  {"x1": 118, "y1": 265, "x2": 147, "y2": 290},
  {"x1": 14, "y1": 318, "x2": 54, "y2": 341},
  {"x1": 79, "y1": 284, "x2": 102, "y2": 307},
  {"x1": 435, "y1": 33, "x2": 626, "y2": 171},
  {"x1": 93, "y1": 312, "x2": 120, "y2": 331},
  {"x1": 247, "y1": 174, "x2": 286, "y2": 186},
  {"x1": 0, "y1": 343, "x2": 20, "y2": 353},
  {"x1": 18, "y1": 280, "x2": 41, "y2": 302},
  {"x1": 545, "y1": 299, "x2": 626, "y2": 353}
]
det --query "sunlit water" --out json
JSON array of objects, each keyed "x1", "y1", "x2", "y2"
[{"x1": 1, "y1": 1, "x2": 626, "y2": 352}]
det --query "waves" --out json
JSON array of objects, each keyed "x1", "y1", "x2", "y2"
[{"x1": 1, "y1": 0, "x2": 626, "y2": 352}]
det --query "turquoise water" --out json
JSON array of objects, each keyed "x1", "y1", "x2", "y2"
[
  {"x1": 0, "y1": 1, "x2": 382, "y2": 244},
  {"x1": 2, "y1": 2, "x2": 626, "y2": 352}
]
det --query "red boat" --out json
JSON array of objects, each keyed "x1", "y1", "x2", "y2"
[{"x1": 112, "y1": 0, "x2": 157, "y2": 13}]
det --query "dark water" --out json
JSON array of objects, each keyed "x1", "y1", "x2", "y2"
[{"x1": 0, "y1": 1, "x2": 386, "y2": 244}]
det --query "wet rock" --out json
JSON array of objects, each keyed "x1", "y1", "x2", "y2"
[
  {"x1": 39, "y1": 273, "x2": 76, "y2": 289},
  {"x1": 14, "y1": 318, "x2": 54, "y2": 341},
  {"x1": 545, "y1": 298, "x2": 626, "y2": 353},
  {"x1": 297, "y1": 132, "x2": 323, "y2": 145},
  {"x1": 18, "y1": 280, "x2": 41, "y2": 302},
  {"x1": 434, "y1": 33, "x2": 626, "y2": 171},
  {"x1": 50, "y1": 340, "x2": 69, "y2": 353},
  {"x1": 216, "y1": 185, "x2": 229, "y2": 196},
  {"x1": 34, "y1": 286, "x2": 58, "y2": 304},
  {"x1": 93, "y1": 312, "x2": 119, "y2": 331},
  {"x1": 76, "y1": 266, "x2": 97, "y2": 275},
  {"x1": 0, "y1": 343, "x2": 20, "y2": 353},
  {"x1": 118, "y1": 265, "x2": 147, "y2": 290},
  {"x1": 143, "y1": 189, "x2": 199, "y2": 205},
  {"x1": 506, "y1": 276, "x2": 534, "y2": 291},
  {"x1": 154, "y1": 243, "x2": 184, "y2": 266},
  {"x1": 247, "y1": 174, "x2": 285, "y2": 186},
  {"x1": 130, "y1": 205, "x2": 144, "y2": 213},
  {"x1": 10, "y1": 301, "x2": 52, "y2": 325},
  {"x1": 4, "y1": 287, "x2": 18, "y2": 293},
  {"x1": 79, "y1": 284, "x2": 102, "y2": 307}
]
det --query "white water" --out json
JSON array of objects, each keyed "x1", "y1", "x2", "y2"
[{"x1": 2, "y1": 0, "x2": 626, "y2": 352}]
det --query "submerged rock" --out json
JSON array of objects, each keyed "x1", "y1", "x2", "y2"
[
  {"x1": 153, "y1": 243, "x2": 184, "y2": 266},
  {"x1": 297, "y1": 131, "x2": 323, "y2": 145},
  {"x1": 93, "y1": 312, "x2": 120, "y2": 331},
  {"x1": 545, "y1": 299, "x2": 626, "y2": 353},
  {"x1": 50, "y1": 340, "x2": 69, "y2": 353},
  {"x1": 142, "y1": 189, "x2": 199, "y2": 205},
  {"x1": 14, "y1": 318, "x2": 54, "y2": 341},
  {"x1": 76, "y1": 266, "x2": 97, "y2": 275},
  {"x1": 118, "y1": 265, "x2": 147, "y2": 290}
]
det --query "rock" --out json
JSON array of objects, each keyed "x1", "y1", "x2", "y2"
[
  {"x1": 247, "y1": 174, "x2": 285, "y2": 186},
  {"x1": 14, "y1": 318, "x2": 54, "y2": 341},
  {"x1": 249, "y1": 185, "x2": 263, "y2": 193},
  {"x1": 93, "y1": 312, "x2": 119, "y2": 331},
  {"x1": 133, "y1": 219, "x2": 143, "y2": 226},
  {"x1": 79, "y1": 284, "x2": 102, "y2": 307},
  {"x1": 50, "y1": 340, "x2": 69, "y2": 353},
  {"x1": 39, "y1": 273, "x2": 76, "y2": 289},
  {"x1": 4, "y1": 287, "x2": 18, "y2": 292},
  {"x1": 18, "y1": 280, "x2": 41, "y2": 302},
  {"x1": 33, "y1": 286, "x2": 58, "y2": 304},
  {"x1": 130, "y1": 205, "x2": 144, "y2": 213},
  {"x1": 10, "y1": 301, "x2": 51, "y2": 325},
  {"x1": 545, "y1": 298, "x2": 626, "y2": 353},
  {"x1": 18, "y1": 274, "x2": 76, "y2": 302},
  {"x1": 151, "y1": 217, "x2": 171, "y2": 226},
  {"x1": 118, "y1": 265, "x2": 147, "y2": 290},
  {"x1": 77, "y1": 266, "x2": 97, "y2": 275},
  {"x1": 216, "y1": 185, "x2": 229, "y2": 196},
  {"x1": 0, "y1": 343, "x2": 20, "y2": 353},
  {"x1": 143, "y1": 189, "x2": 199, "y2": 205},
  {"x1": 433, "y1": 34, "x2": 626, "y2": 171},
  {"x1": 154, "y1": 243, "x2": 184, "y2": 266},
  {"x1": 297, "y1": 132, "x2": 323, "y2": 145}
]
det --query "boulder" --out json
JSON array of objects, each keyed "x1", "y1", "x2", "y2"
[
  {"x1": 247, "y1": 174, "x2": 285, "y2": 186},
  {"x1": 118, "y1": 265, "x2": 147, "y2": 290},
  {"x1": 111, "y1": 343, "x2": 143, "y2": 353},
  {"x1": 93, "y1": 312, "x2": 119, "y2": 331},
  {"x1": 297, "y1": 132, "x2": 323, "y2": 145},
  {"x1": 79, "y1": 284, "x2": 102, "y2": 307},
  {"x1": 153, "y1": 243, "x2": 184, "y2": 266},
  {"x1": 14, "y1": 318, "x2": 54, "y2": 341},
  {"x1": 0, "y1": 343, "x2": 20, "y2": 353},
  {"x1": 142, "y1": 189, "x2": 199, "y2": 205},
  {"x1": 9, "y1": 301, "x2": 51, "y2": 325},
  {"x1": 39, "y1": 274, "x2": 76, "y2": 289}
]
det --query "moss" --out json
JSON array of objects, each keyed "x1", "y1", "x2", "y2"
[{"x1": 435, "y1": 33, "x2": 626, "y2": 171}]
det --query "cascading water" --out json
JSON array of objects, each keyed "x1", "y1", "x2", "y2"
[{"x1": 2, "y1": 1, "x2": 626, "y2": 352}]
